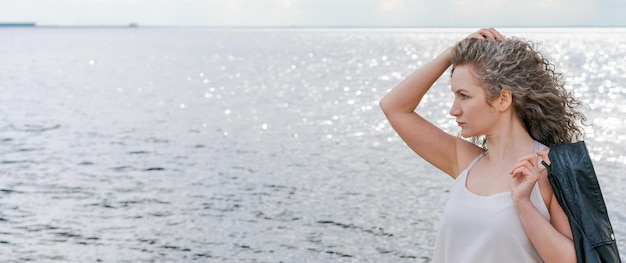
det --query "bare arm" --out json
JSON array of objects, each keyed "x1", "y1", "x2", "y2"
[
  {"x1": 380, "y1": 47, "x2": 462, "y2": 177},
  {"x1": 515, "y1": 196, "x2": 575, "y2": 263},
  {"x1": 380, "y1": 28, "x2": 502, "y2": 177}
]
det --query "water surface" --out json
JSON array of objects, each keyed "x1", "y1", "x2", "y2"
[{"x1": 0, "y1": 27, "x2": 624, "y2": 262}]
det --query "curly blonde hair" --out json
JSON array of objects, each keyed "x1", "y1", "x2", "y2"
[{"x1": 451, "y1": 37, "x2": 586, "y2": 147}]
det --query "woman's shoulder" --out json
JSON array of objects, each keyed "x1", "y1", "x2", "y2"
[{"x1": 452, "y1": 138, "x2": 486, "y2": 178}]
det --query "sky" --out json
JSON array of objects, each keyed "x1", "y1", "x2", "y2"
[{"x1": 1, "y1": 0, "x2": 626, "y2": 27}]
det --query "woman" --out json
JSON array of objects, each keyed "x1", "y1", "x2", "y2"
[{"x1": 380, "y1": 28, "x2": 586, "y2": 262}]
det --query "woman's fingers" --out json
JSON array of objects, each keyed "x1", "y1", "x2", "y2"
[
  {"x1": 509, "y1": 155, "x2": 538, "y2": 174},
  {"x1": 509, "y1": 159, "x2": 530, "y2": 175},
  {"x1": 510, "y1": 166, "x2": 534, "y2": 179},
  {"x1": 536, "y1": 150, "x2": 551, "y2": 166},
  {"x1": 484, "y1": 27, "x2": 505, "y2": 40},
  {"x1": 468, "y1": 28, "x2": 505, "y2": 41},
  {"x1": 478, "y1": 28, "x2": 496, "y2": 40}
]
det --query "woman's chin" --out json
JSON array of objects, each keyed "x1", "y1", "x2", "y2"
[
  {"x1": 459, "y1": 130, "x2": 476, "y2": 139},
  {"x1": 459, "y1": 130, "x2": 469, "y2": 138}
]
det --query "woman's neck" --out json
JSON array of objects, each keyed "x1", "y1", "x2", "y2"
[{"x1": 484, "y1": 118, "x2": 536, "y2": 162}]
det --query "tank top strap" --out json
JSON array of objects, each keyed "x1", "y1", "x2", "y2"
[
  {"x1": 467, "y1": 151, "x2": 487, "y2": 171},
  {"x1": 456, "y1": 151, "x2": 487, "y2": 182},
  {"x1": 532, "y1": 140, "x2": 551, "y2": 219},
  {"x1": 533, "y1": 140, "x2": 548, "y2": 159}
]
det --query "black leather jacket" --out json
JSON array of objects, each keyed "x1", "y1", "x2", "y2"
[{"x1": 544, "y1": 141, "x2": 621, "y2": 262}]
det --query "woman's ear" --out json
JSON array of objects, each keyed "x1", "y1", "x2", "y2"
[{"x1": 496, "y1": 89, "x2": 513, "y2": 112}]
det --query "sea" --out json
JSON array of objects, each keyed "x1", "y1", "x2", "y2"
[{"x1": 0, "y1": 27, "x2": 624, "y2": 262}]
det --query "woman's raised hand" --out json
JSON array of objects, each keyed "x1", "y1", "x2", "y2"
[{"x1": 467, "y1": 28, "x2": 505, "y2": 41}]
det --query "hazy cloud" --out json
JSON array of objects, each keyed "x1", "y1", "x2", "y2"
[{"x1": 0, "y1": 0, "x2": 622, "y2": 26}]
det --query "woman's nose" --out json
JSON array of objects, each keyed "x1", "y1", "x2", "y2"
[{"x1": 449, "y1": 102, "x2": 461, "y2": 116}]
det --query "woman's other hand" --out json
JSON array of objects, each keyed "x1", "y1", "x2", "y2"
[{"x1": 509, "y1": 151, "x2": 547, "y2": 204}]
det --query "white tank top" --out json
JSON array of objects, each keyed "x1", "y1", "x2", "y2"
[{"x1": 432, "y1": 142, "x2": 551, "y2": 263}]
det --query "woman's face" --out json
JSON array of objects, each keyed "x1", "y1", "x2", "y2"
[{"x1": 449, "y1": 65, "x2": 500, "y2": 138}]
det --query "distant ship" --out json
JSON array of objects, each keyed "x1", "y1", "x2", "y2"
[{"x1": 0, "y1": 23, "x2": 36, "y2": 27}]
